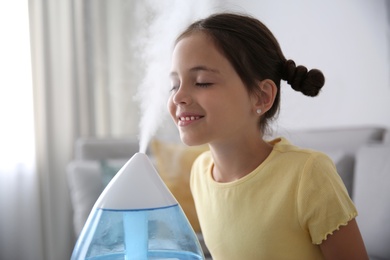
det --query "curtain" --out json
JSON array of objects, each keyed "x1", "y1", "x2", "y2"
[
  {"x1": 28, "y1": 0, "x2": 146, "y2": 259},
  {"x1": 29, "y1": 0, "x2": 77, "y2": 259},
  {"x1": 0, "y1": 1, "x2": 44, "y2": 260}
]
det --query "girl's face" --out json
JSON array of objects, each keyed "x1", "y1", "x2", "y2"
[{"x1": 168, "y1": 32, "x2": 259, "y2": 146}]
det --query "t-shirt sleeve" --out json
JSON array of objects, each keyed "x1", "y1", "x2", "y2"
[{"x1": 297, "y1": 152, "x2": 358, "y2": 245}]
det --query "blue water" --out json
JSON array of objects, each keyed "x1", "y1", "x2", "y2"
[
  {"x1": 71, "y1": 204, "x2": 204, "y2": 260},
  {"x1": 85, "y1": 250, "x2": 202, "y2": 260}
]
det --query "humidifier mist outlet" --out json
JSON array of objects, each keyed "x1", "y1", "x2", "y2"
[{"x1": 71, "y1": 153, "x2": 205, "y2": 260}]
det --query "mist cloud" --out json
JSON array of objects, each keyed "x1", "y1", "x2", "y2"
[{"x1": 135, "y1": 0, "x2": 218, "y2": 153}]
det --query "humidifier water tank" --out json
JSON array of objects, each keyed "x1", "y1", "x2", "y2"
[{"x1": 71, "y1": 153, "x2": 205, "y2": 260}]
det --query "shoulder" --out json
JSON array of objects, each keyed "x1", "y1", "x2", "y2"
[
  {"x1": 270, "y1": 137, "x2": 336, "y2": 170},
  {"x1": 192, "y1": 150, "x2": 213, "y2": 169},
  {"x1": 271, "y1": 141, "x2": 358, "y2": 245}
]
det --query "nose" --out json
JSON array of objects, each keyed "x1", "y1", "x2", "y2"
[{"x1": 172, "y1": 85, "x2": 192, "y2": 106}]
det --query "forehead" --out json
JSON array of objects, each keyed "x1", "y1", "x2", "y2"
[
  {"x1": 175, "y1": 31, "x2": 215, "y2": 49},
  {"x1": 171, "y1": 32, "x2": 230, "y2": 74}
]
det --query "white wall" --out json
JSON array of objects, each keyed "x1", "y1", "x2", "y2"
[{"x1": 219, "y1": 0, "x2": 390, "y2": 130}]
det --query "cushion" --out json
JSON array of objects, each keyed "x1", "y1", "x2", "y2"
[
  {"x1": 67, "y1": 161, "x2": 103, "y2": 236},
  {"x1": 353, "y1": 143, "x2": 390, "y2": 259},
  {"x1": 150, "y1": 139, "x2": 209, "y2": 233}
]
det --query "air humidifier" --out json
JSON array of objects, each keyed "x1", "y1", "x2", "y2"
[{"x1": 71, "y1": 152, "x2": 205, "y2": 260}]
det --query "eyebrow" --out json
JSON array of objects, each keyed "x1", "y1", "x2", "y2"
[
  {"x1": 189, "y1": 66, "x2": 220, "y2": 74},
  {"x1": 170, "y1": 65, "x2": 220, "y2": 77}
]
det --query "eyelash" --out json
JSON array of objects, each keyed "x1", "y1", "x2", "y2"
[
  {"x1": 196, "y1": 82, "x2": 212, "y2": 88},
  {"x1": 170, "y1": 86, "x2": 178, "y2": 92},
  {"x1": 170, "y1": 82, "x2": 212, "y2": 92}
]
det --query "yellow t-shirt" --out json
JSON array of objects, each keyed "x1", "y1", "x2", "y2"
[{"x1": 190, "y1": 138, "x2": 357, "y2": 260}]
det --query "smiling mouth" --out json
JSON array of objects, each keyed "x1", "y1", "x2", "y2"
[
  {"x1": 179, "y1": 116, "x2": 202, "y2": 121},
  {"x1": 177, "y1": 115, "x2": 204, "y2": 126}
]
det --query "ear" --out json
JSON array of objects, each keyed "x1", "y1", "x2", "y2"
[{"x1": 251, "y1": 79, "x2": 277, "y2": 115}]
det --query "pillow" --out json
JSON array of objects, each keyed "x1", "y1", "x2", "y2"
[
  {"x1": 150, "y1": 139, "x2": 209, "y2": 233},
  {"x1": 67, "y1": 161, "x2": 104, "y2": 236}
]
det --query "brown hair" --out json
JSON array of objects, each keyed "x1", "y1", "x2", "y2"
[{"x1": 175, "y1": 13, "x2": 325, "y2": 133}]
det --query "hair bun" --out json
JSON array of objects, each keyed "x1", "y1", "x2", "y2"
[{"x1": 282, "y1": 59, "x2": 325, "y2": 97}]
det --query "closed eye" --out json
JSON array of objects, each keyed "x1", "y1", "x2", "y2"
[
  {"x1": 196, "y1": 82, "x2": 213, "y2": 88},
  {"x1": 170, "y1": 86, "x2": 179, "y2": 92}
]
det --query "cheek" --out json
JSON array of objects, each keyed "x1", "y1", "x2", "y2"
[{"x1": 167, "y1": 96, "x2": 176, "y2": 119}]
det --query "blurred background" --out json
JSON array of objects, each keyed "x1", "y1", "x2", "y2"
[{"x1": 0, "y1": 0, "x2": 389, "y2": 259}]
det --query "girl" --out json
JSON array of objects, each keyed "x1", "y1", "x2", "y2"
[{"x1": 168, "y1": 12, "x2": 368, "y2": 259}]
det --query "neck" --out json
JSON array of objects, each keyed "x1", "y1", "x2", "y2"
[{"x1": 210, "y1": 137, "x2": 273, "y2": 183}]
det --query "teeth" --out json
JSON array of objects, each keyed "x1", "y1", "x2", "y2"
[{"x1": 180, "y1": 116, "x2": 200, "y2": 121}]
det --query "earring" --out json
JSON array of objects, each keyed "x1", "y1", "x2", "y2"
[{"x1": 256, "y1": 108, "x2": 262, "y2": 115}]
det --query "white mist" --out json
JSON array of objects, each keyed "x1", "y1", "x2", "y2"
[{"x1": 135, "y1": 0, "x2": 219, "y2": 152}]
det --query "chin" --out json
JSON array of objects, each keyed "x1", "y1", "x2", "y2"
[{"x1": 179, "y1": 134, "x2": 206, "y2": 147}]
